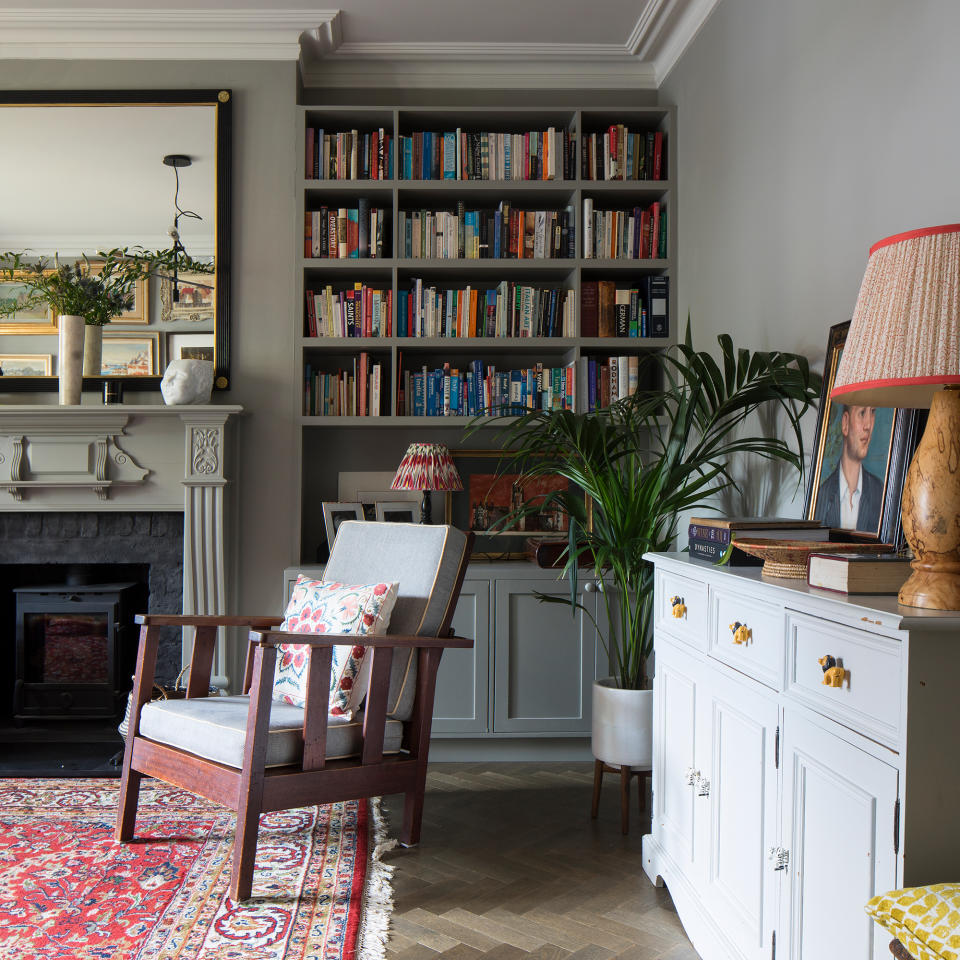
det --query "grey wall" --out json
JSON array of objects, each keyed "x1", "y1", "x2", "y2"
[
  {"x1": 659, "y1": 0, "x2": 960, "y2": 512},
  {"x1": 0, "y1": 61, "x2": 299, "y2": 669}
]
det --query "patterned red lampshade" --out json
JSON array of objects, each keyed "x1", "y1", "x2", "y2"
[
  {"x1": 391, "y1": 442, "x2": 463, "y2": 492},
  {"x1": 832, "y1": 223, "x2": 960, "y2": 408}
]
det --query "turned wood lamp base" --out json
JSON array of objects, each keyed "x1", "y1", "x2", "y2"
[{"x1": 898, "y1": 386, "x2": 960, "y2": 610}]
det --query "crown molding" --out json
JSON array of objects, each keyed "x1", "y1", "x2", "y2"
[
  {"x1": 0, "y1": 8, "x2": 340, "y2": 60},
  {"x1": 330, "y1": 41, "x2": 632, "y2": 61},
  {"x1": 0, "y1": 234, "x2": 216, "y2": 259},
  {"x1": 626, "y1": 0, "x2": 723, "y2": 83}
]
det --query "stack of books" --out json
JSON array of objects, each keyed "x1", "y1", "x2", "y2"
[{"x1": 688, "y1": 516, "x2": 827, "y2": 565}]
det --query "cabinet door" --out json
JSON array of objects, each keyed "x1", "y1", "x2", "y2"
[
  {"x1": 780, "y1": 712, "x2": 898, "y2": 960},
  {"x1": 432, "y1": 579, "x2": 489, "y2": 735},
  {"x1": 652, "y1": 639, "x2": 701, "y2": 871},
  {"x1": 696, "y1": 668, "x2": 780, "y2": 960},
  {"x1": 492, "y1": 579, "x2": 599, "y2": 734}
]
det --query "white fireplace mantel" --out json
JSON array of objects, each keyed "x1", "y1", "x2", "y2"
[{"x1": 0, "y1": 404, "x2": 242, "y2": 683}]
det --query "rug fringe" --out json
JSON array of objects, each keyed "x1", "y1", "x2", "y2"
[{"x1": 357, "y1": 797, "x2": 395, "y2": 960}]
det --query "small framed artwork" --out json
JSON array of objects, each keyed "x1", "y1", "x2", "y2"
[
  {"x1": 375, "y1": 501, "x2": 417, "y2": 523},
  {"x1": 0, "y1": 353, "x2": 53, "y2": 376},
  {"x1": 803, "y1": 320, "x2": 921, "y2": 545},
  {"x1": 161, "y1": 272, "x2": 215, "y2": 324},
  {"x1": 169, "y1": 333, "x2": 215, "y2": 363},
  {"x1": 338, "y1": 470, "x2": 435, "y2": 521},
  {"x1": 111, "y1": 276, "x2": 149, "y2": 325},
  {"x1": 100, "y1": 333, "x2": 159, "y2": 376},
  {"x1": 0, "y1": 277, "x2": 58, "y2": 335},
  {"x1": 322, "y1": 501, "x2": 365, "y2": 548}
]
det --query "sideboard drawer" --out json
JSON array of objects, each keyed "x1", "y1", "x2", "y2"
[
  {"x1": 785, "y1": 611, "x2": 901, "y2": 747},
  {"x1": 709, "y1": 587, "x2": 784, "y2": 690},
  {"x1": 655, "y1": 568, "x2": 708, "y2": 650}
]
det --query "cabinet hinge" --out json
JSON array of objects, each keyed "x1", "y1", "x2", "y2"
[
  {"x1": 894, "y1": 797, "x2": 900, "y2": 855},
  {"x1": 775, "y1": 725, "x2": 780, "y2": 769}
]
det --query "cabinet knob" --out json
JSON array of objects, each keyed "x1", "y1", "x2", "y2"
[
  {"x1": 729, "y1": 621, "x2": 752, "y2": 646},
  {"x1": 683, "y1": 767, "x2": 700, "y2": 786},
  {"x1": 768, "y1": 846, "x2": 790, "y2": 870},
  {"x1": 584, "y1": 581, "x2": 598, "y2": 593},
  {"x1": 696, "y1": 777, "x2": 710, "y2": 797},
  {"x1": 818, "y1": 654, "x2": 848, "y2": 688},
  {"x1": 670, "y1": 595, "x2": 687, "y2": 619}
]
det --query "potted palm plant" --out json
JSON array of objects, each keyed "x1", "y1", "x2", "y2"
[{"x1": 481, "y1": 325, "x2": 821, "y2": 769}]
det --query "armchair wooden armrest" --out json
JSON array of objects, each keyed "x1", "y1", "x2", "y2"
[
  {"x1": 136, "y1": 614, "x2": 284, "y2": 628},
  {"x1": 249, "y1": 629, "x2": 473, "y2": 649}
]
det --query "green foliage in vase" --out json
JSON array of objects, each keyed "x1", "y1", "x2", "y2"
[
  {"x1": 0, "y1": 247, "x2": 213, "y2": 326},
  {"x1": 477, "y1": 322, "x2": 822, "y2": 690}
]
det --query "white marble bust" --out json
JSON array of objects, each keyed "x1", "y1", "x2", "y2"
[{"x1": 160, "y1": 359, "x2": 214, "y2": 405}]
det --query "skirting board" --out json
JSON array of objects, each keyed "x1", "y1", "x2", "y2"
[
  {"x1": 642, "y1": 833, "x2": 743, "y2": 960},
  {"x1": 428, "y1": 738, "x2": 594, "y2": 762}
]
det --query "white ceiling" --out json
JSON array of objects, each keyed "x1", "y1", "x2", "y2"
[{"x1": 0, "y1": 1, "x2": 723, "y2": 87}]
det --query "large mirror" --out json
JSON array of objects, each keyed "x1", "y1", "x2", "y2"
[{"x1": 0, "y1": 90, "x2": 231, "y2": 391}]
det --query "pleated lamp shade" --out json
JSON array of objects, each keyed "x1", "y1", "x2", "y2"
[
  {"x1": 832, "y1": 223, "x2": 960, "y2": 408},
  {"x1": 391, "y1": 443, "x2": 463, "y2": 492}
]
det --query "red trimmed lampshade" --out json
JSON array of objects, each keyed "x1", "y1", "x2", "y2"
[
  {"x1": 832, "y1": 223, "x2": 960, "y2": 408},
  {"x1": 391, "y1": 442, "x2": 463, "y2": 492}
]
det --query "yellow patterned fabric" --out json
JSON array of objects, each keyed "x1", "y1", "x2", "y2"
[{"x1": 866, "y1": 884, "x2": 960, "y2": 960}]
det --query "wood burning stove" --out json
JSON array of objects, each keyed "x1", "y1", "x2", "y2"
[{"x1": 13, "y1": 583, "x2": 138, "y2": 721}]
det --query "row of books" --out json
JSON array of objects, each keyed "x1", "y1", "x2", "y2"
[
  {"x1": 304, "y1": 204, "x2": 388, "y2": 259},
  {"x1": 397, "y1": 360, "x2": 577, "y2": 417},
  {"x1": 305, "y1": 127, "x2": 394, "y2": 181},
  {"x1": 582, "y1": 200, "x2": 667, "y2": 260},
  {"x1": 398, "y1": 129, "x2": 576, "y2": 182},
  {"x1": 303, "y1": 354, "x2": 384, "y2": 417},
  {"x1": 398, "y1": 281, "x2": 574, "y2": 339},
  {"x1": 397, "y1": 204, "x2": 574, "y2": 260},
  {"x1": 304, "y1": 284, "x2": 393, "y2": 339},
  {"x1": 581, "y1": 277, "x2": 669, "y2": 339},
  {"x1": 579, "y1": 355, "x2": 643, "y2": 411},
  {"x1": 580, "y1": 127, "x2": 665, "y2": 181}
]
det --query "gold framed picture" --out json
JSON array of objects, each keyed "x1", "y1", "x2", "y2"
[
  {"x1": 0, "y1": 276, "x2": 58, "y2": 335},
  {"x1": 0, "y1": 353, "x2": 53, "y2": 376},
  {"x1": 110, "y1": 276, "x2": 149, "y2": 325},
  {"x1": 161, "y1": 272, "x2": 215, "y2": 324},
  {"x1": 100, "y1": 333, "x2": 158, "y2": 376}
]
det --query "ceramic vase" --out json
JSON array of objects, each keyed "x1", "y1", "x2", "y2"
[
  {"x1": 57, "y1": 314, "x2": 85, "y2": 406},
  {"x1": 591, "y1": 678, "x2": 653, "y2": 769},
  {"x1": 82, "y1": 324, "x2": 103, "y2": 377}
]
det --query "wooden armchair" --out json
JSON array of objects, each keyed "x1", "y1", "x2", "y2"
[{"x1": 116, "y1": 522, "x2": 473, "y2": 901}]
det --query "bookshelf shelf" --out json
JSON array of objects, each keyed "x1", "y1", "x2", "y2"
[{"x1": 294, "y1": 99, "x2": 676, "y2": 563}]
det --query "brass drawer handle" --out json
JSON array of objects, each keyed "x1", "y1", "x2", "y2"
[
  {"x1": 670, "y1": 595, "x2": 687, "y2": 619},
  {"x1": 818, "y1": 654, "x2": 848, "y2": 688},
  {"x1": 730, "y1": 621, "x2": 752, "y2": 646}
]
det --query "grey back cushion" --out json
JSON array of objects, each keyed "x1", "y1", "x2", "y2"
[{"x1": 325, "y1": 521, "x2": 468, "y2": 721}]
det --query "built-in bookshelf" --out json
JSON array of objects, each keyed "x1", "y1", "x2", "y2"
[{"x1": 295, "y1": 101, "x2": 675, "y2": 560}]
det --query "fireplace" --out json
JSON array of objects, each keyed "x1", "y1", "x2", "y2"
[{"x1": 14, "y1": 581, "x2": 143, "y2": 721}]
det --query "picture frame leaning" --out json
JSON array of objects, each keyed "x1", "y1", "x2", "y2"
[
  {"x1": 803, "y1": 320, "x2": 922, "y2": 548},
  {"x1": 321, "y1": 501, "x2": 364, "y2": 550}
]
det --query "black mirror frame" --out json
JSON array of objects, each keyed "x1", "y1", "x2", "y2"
[{"x1": 0, "y1": 89, "x2": 232, "y2": 392}]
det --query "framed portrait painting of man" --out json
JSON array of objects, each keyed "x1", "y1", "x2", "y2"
[{"x1": 804, "y1": 321, "x2": 921, "y2": 546}]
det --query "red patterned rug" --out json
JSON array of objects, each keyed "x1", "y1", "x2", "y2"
[{"x1": 0, "y1": 778, "x2": 393, "y2": 960}]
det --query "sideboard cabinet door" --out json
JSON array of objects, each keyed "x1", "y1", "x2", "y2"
[
  {"x1": 492, "y1": 579, "x2": 599, "y2": 734},
  {"x1": 432, "y1": 579, "x2": 490, "y2": 735},
  {"x1": 779, "y1": 711, "x2": 898, "y2": 960}
]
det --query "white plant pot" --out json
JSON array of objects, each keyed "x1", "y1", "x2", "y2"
[
  {"x1": 591, "y1": 678, "x2": 653, "y2": 769},
  {"x1": 82, "y1": 324, "x2": 103, "y2": 377},
  {"x1": 57, "y1": 314, "x2": 85, "y2": 406}
]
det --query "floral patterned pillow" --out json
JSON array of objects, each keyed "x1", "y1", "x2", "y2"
[{"x1": 273, "y1": 577, "x2": 399, "y2": 717}]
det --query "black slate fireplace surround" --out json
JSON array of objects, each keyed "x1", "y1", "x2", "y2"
[{"x1": 0, "y1": 512, "x2": 184, "y2": 772}]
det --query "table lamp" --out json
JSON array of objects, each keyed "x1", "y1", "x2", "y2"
[
  {"x1": 391, "y1": 442, "x2": 463, "y2": 524},
  {"x1": 832, "y1": 222, "x2": 960, "y2": 609}
]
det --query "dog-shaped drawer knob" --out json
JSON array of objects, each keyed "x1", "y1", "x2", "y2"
[
  {"x1": 818, "y1": 654, "x2": 847, "y2": 688},
  {"x1": 729, "y1": 621, "x2": 752, "y2": 646},
  {"x1": 670, "y1": 595, "x2": 687, "y2": 619}
]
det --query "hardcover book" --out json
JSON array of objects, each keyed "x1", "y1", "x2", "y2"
[{"x1": 807, "y1": 552, "x2": 911, "y2": 594}]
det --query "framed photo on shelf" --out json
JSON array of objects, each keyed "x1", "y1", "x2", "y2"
[
  {"x1": 110, "y1": 276, "x2": 149, "y2": 325},
  {"x1": 375, "y1": 501, "x2": 417, "y2": 524},
  {"x1": 0, "y1": 353, "x2": 52, "y2": 376},
  {"x1": 337, "y1": 470, "x2": 436, "y2": 521},
  {"x1": 160, "y1": 272, "x2": 215, "y2": 324},
  {"x1": 100, "y1": 333, "x2": 159, "y2": 376},
  {"x1": 0, "y1": 278, "x2": 57, "y2": 335},
  {"x1": 803, "y1": 320, "x2": 921, "y2": 546},
  {"x1": 321, "y1": 501, "x2": 364, "y2": 548},
  {"x1": 169, "y1": 332, "x2": 215, "y2": 363}
]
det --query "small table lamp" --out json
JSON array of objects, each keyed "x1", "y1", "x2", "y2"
[
  {"x1": 391, "y1": 442, "x2": 463, "y2": 524},
  {"x1": 832, "y1": 222, "x2": 960, "y2": 609}
]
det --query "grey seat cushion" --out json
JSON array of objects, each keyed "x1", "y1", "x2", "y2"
[
  {"x1": 325, "y1": 522, "x2": 468, "y2": 721},
  {"x1": 139, "y1": 695, "x2": 403, "y2": 769}
]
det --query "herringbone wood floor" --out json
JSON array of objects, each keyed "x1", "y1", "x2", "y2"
[{"x1": 380, "y1": 763, "x2": 700, "y2": 960}]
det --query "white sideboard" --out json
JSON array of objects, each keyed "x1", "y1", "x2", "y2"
[{"x1": 643, "y1": 553, "x2": 960, "y2": 960}]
